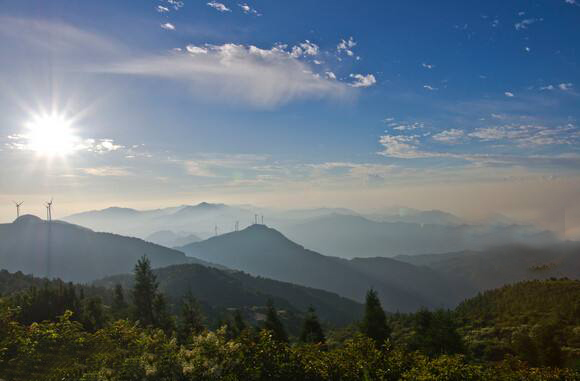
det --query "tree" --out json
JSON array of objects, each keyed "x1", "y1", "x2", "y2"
[
  {"x1": 262, "y1": 299, "x2": 288, "y2": 342},
  {"x1": 233, "y1": 309, "x2": 247, "y2": 337},
  {"x1": 178, "y1": 292, "x2": 205, "y2": 344},
  {"x1": 360, "y1": 289, "x2": 390, "y2": 345},
  {"x1": 132, "y1": 256, "x2": 161, "y2": 327},
  {"x1": 409, "y1": 309, "x2": 463, "y2": 357},
  {"x1": 300, "y1": 306, "x2": 325, "y2": 344},
  {"x1": 535, "y1": 323, "x2": 563, "y2": 367},
  {"x1": 112, "y1": 284, "x2": 128, "y2": 319}
]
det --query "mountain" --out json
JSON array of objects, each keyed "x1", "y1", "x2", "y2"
[
  {"x1": 63, "y1": 202, "x2": 256, "y2": 239},
  {"x1": 282, "y1": 213, "x2": 558, "y2": 258},
  {"x1": 367, "y1": 208, "x2": 464, "y2": 225},
  {"x1": 456, "y1": 278, "x2": 580, "y2": 326},
  {"x1": 0, "y1": 215, "x2": 189, "y2": 282},
  {"x1": 146, "y1": 230, "x2": 202, "y2": 248},
  {"x1": 410, "y1": 243, "x2": 580, "y2": 291},
  {"x1": 178, "y1": 224, "x2": 469, "y2": 311},
  {"x1": 96, "y1": 263, "x2": 363, "y2": 326}
]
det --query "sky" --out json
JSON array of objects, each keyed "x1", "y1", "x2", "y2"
[{"x1": 0, "y1": 0, "x2": 579, "y2": 237}]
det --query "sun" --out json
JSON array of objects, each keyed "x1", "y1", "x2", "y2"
[{"x1": 23, "y1": 113, "x2": 80, "y2": 157}]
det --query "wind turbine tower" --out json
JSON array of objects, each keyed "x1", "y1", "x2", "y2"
[
  {"x1": 13, "y1": 201, "x2": 23, "y2": 219},
  {"x1": 254, "y1": 214, "x2": 258, "y2": 225},
  {"x1": 45, "y1": 199, "x2": 53, "y2": 222},
  {"x1": 261, "y1": 215, "x2": 264, "y2": 225}
]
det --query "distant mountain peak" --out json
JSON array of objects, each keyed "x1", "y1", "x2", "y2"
[{"x1": 13, "y1": 214, "x2": 44, "y2": 225}]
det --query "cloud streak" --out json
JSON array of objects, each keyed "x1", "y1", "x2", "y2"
[{"x1": 102, "y1": 43, "x2": 350, "y2": 107}]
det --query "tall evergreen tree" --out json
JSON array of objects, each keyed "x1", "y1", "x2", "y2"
[
  {"x1": 178, "y1": 291, "x2": 205, "y2": 344},
  {"x1": 360, "y1": 289, "x2": 391, "y2": 345},
  {"x1": 300, "y1": 306, "x2": 326, "y2": 344},
  {"x1": 262, "y1": 299, "x2": 288, "y2": 342},
  {"x1": 132, "y1": 256, "x2": 159, "y2": 327},
  {"x1": 112, "y1": 284, "x2": 128, "y2": 319},
  {"x1": 233, "y1": 309, "x2": 247, "y2": 337}
]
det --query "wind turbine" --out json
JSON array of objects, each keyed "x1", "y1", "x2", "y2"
[
  {"x1": 13, "y1": 201, "x2": 23, "y2": 219},
  {"x1": 45, "y1": 198, "x2": 53, "y2": 222}
]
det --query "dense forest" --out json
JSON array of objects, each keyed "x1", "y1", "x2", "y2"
[{"x1": 0, "y1": 259, "x2": 579, "y2": 380}]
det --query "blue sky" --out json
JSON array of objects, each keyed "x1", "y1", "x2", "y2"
[{"x1": 0, "y1": 0, "x2": 579, "y2": 235}]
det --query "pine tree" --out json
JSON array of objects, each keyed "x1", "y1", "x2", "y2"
[
  {"x1": 112, "y1": 284, "x2": 128, "y2": 319},
  {"x1": 262, "y1": 299, "x2": 288, "y2": 342},
  {"x1": 132, "y1": 256, "x2": 159, "y2": 327},
  {"x1": 178, "y1": 292, "x2": 205, "y2": 344},
  {"x1": 233, "y1": 309, "x2": 247, "y2": 336},
  {"x1": 360, "y1": 289, "x2": 391, "y2": 345},
  {"x1": 300, "y1": 306, "x2": 326, "y2": 344}
]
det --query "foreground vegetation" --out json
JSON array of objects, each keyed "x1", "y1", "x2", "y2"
[{"x1": 0, "y1": 259, "x2": 579, "y2": 380}]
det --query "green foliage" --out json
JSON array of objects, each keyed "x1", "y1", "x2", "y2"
[
  {"x1": 131, "y1": 255, "x2": 173, "y2": 331},
  {"x1": 361, "y1": 289, "x2": 391, "y2": 345},
  {"x1": 299, "y1": 306, "x2": 325, "y2": 344},
  {"x1": 112, "y1": 283, "x2": 129, "y2": 319},
  {"x1": 262, "y1": 299, "x2": 289, "y2": 343},
  {"x1": 178, "y1": 291, "x2": 205, "y2": 344},
  {"x1": 408, "y1": 308, "x2": 464, "y2": 357}
]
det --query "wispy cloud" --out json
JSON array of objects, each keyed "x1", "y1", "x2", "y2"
[
  {"x1": 156, "y1": 5, "x2": 170, "y2": 13},
  {"x1": 102, "y1": 43, "x2": 350, "y2": 107},
  {"x1": 160, "y1": 23, "x2": 176, "y2": 31},
  {"x1": 515, "y1": 18, "x2": 540, "y2": 31},
  {"x1": 349, "y1": 73, "x2": 376, "y2": 88},
  {"x1": 82, "y1": 166, "x2": 132, "y2": 177},
  {"x1": 207, "y1": 1, "x2": 231, "y2": 12},
  {"x1": 504, "y1": 92, "x2": 515, "y2": 97},
  {"x1": 238, "y1": 3, "x2": 261, "y2": 16},
  {"x1": 432, "y1": 129, "x2": 464, "y2": 144},
  {"x1": 422, "y1": 63, "x2": 435, "y2": 69},
  {"x1": 337, "y1": 37, "x2": 356, "y2": 57},
  {"x1": 423, "y1": 85, "x2": 438, "y2": 91}
]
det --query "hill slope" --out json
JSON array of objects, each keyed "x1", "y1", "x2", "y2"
[
  {"x1": 411, "y1": 243, "x2": 580, "y2": 291},
  {"x1": 96, "y1": 263, "x2": 363, "y2": 326},
  {"x1": 282, "y1": 213, "x2": 558, "y2": 258},
  {"x1": 0, "y1": 215, "x2": 189, "y2": 282},
  {"x1": 178, "y1": 224, "x2": 468, "y2": 311}
]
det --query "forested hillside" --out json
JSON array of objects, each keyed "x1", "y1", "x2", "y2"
[{"x1": 1, "y1": 264, "x2": 578, "y2": 380}]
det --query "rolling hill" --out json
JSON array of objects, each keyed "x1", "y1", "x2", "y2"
[
  {"x1": 95, "y1": 263, "x2": 363, "y2": 326},
  {"x1": 0, "y1": 215, "x2": 190, "y2": 282},
  {"x1": 178, "y1": 224, "x2": 469, "y2": 311},
  {"x1": 282, "y1": 213, "x2": 559, "y2": 258},
  {"x1": 399, "y1": 243, "x2": 580, "y2": 291}
]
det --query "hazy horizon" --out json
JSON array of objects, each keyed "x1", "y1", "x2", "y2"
[{"x1": 1, "y1": 1, "x2": 579, "y2": 239}]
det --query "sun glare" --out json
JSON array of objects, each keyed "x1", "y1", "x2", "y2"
[{"x1": 23, "y1": 113, "x2": 80, "y2": 156}]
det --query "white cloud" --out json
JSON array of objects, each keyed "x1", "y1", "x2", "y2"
[
  {"x1": 468, "y1": 125, "x2": 572, "y2": 147},
  {"x1": 422, "y1": 63, "x2": 435, "y2": 69},
  {"x1": 540, "y1": 85, "x2": 555, "y2": 91},
  {"x1": 207, "y1": 1, "x2": 231, "y2": 12},
  {"x1": 423, "y1": 85, "x2": 437, "y2": 91},
  {"x1": 290, "y1": 40, "x2": 319, "y2": 58},
  {"x1": 167, "y1": 0, "x2": 184, "y2": 10},
  {"x1": 160, "y1": 23, "x2": 176, "y2": 31},
  {"x1": 559, "y1": 83, "x2": 573, "y2": 91},
  {"x1": 504, "y1": 92, "x2": 515, "y2": 97},
  {"x1": 337, "y1": 37, "x2": 356, "y2": 56},
  {"x1": 157, "y1": 5, "x2": 170, "y2": 13},
  {"x1": 186, "y1": 45, "x2": 208, "y2": 54},
  {"x1": 238, "y1": 3, "x2": 260, "y2": 15},
  {"x1": 82, "y1": 166, "x2": 132, "y2": 177},
  {"x1": 515, "y1": 18, "x2": 539, "y2": 31},
  {"x1": 349, "y1": 73, "x2": 376, "y2": 88},
  {"x1": 432, "y1": 129, "x2": 464, "y2": 144},
  {"x1": 103, "y1": 43, "x2": 349, "y2": 107},
  {"x1": 377, "y1": 135, "x2": 440, "y2": 159},
  {"x1": 325, "y1": 71, "x2": 336, "y2": 80}
]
